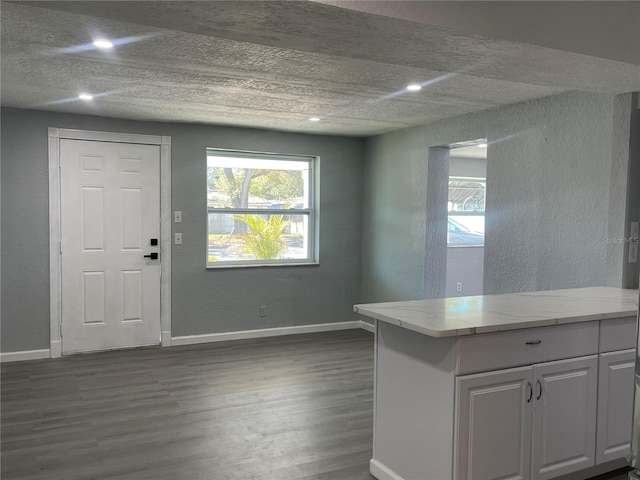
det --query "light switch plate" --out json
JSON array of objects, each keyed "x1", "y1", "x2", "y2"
[
  {"x1": 174, "y1": 233, "x2": 182, "y2": 245},
  {"x1": 631, "y1": 221, "x2": 639, "y2": 239},
  {"x1": 629, "y1": 243, "x2": 638, "y2": 263},
  {"x1": 174, "y1": 211, "x2": 182, "y2": 223}
]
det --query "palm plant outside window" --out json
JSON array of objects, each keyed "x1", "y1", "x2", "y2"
[{"x1": 206, "y1": 149, "x2": 317, "y2": 267}]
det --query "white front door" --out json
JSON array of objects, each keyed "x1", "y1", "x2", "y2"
[{"x1": 60, "y1": 139, "x2": 161, "y2": 354}]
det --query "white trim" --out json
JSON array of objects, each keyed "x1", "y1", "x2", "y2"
[
  {"x1": 48, "y1": 128, "x2": 171, "y2": 356},
  {"x1": 48, "y1": 128, "x2": 163, "y2": 145},
  {"x1": 360, "y1": 320, "x2": 375, "y2": 333},
  {"x1": 369, "y1": 459, "x2": 406, "y2": 480},
  {"x1": 160, "y1": 136, "x2": 172, "y2": 347},
  {"x1": 50, "y1": 340, "x2": 62, "y2": 358},
  {"x1": 372, "y1": 319, "x2": 378, "y2": 458},
  {"x1": 2, "y1": 322, "x2": 370, "y2": 363},
  {"x1": 1, "y1": 349, "x2": 51, "y2": 363},
  {"x1": 171, "y1": 321, "x2": 364, "y2": 346},
  {"x1": 48, "y1": 130, "x2": 62, "y2": 358}
]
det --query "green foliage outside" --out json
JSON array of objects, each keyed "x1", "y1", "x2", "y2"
[
  {"x1": 234, "y1": 214, "x2": 288, "y2": 259},
  {"x1": 207, "y1": 167, "x2": 303, "y2": 208}
]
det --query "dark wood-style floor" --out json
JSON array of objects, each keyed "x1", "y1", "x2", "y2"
[
  {"x1": 1, "y1": 330, "x2": 375, "y2": 480},
  {"x1": 0, "y1": 329, "x2": 634, "y2": 480}
]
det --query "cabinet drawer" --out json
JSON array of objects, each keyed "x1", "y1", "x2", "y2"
[
  {"x1": 456, "y1": 322, "x2": 599, "y2": 375},
  {"x1": 599, "y1": 316, "x2": 637, "y2": 352}
]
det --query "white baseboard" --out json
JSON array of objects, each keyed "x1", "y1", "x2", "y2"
[
  {"x1": 172, "y1": 320, "x2": 368, "y2": 346},
  {"x1": 370, "y1": 459, "x2": 405, "y2": 480},
  {"x1": 2, "y1": 321, "x2": 373, "y2": 362},
  {"x1": 360, "y1": 320, "x2": 375, "y2": 333},
  {"x1": 0, "y1": 349, "x2": 51, "y2": 363}
]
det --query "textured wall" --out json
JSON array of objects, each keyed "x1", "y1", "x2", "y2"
[
  {"x1": 362, "y1": 92, "x2": 633, "y2": 303},
  {"x1": 1, "y1": 108, "x2": 364, "y2": 352}
]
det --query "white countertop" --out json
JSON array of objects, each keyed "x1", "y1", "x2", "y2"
[{"x1": 354, "y1": 287, "x2": 639, "y2": 337}]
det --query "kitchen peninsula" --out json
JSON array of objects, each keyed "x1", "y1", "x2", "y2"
[{"x1": 355, "y1": 287, "x2": 638, "y2": 480}]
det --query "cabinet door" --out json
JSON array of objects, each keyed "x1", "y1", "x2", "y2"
[
  {"x1": 455, "y1": 366, "x2": 533, "y2": 480},
  {"x1": 596, "y1": 349, "x2": 635, "y2": 464},
  {"x1": 531, "y1": 355, "x2": 598, "y2": 480}
]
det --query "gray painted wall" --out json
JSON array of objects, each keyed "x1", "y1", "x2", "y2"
[
  {"x1": 446, "y1": 247, "x2": 484, "y2": 297},
  {"x1": 449, "y1": 156, "x2": 487, "y2": 178},
  {"x1": 362, "y1": 92, "x2": 634, "y2": 303},
  {"x1": 1, "y1": 107, "x2": 364, "y2": 352}
]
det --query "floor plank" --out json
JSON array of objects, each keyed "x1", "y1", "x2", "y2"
[
  {"x1": 1, "y1": 330, "x2": 375, "y2": 480},
  {"x1": 2, "y1": 329, "x2": 633, "y2": 480}
]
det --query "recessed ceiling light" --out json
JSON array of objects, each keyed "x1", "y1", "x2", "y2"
[
  {"x1": 478, "y1": 143, "x2": 488, "y2": 148},
  {"x1": 78, "y1": 93, "x2": 94, "y2": 101},
  {"x1": 309, "y1": 117, "x2": 321, "y2": 122},
  {"x1": 93, "y1": 39, "x2": 113, "y2": 49},
  {"x1": 407, "y1": 84, "x2": 422, "y2": 91}
]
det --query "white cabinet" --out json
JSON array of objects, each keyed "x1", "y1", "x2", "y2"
[
  {"x1": 455, "y1": 366, "x2": 532, "y2": 480},
  {"x1": 369, "y1": 319, "x2": 635, "y2": 480},
  {"x1": 531, "y1": 356, "x2": 598, "y2": 480},
  {"x1": 596, "y1": 349, "x2": 635, "y2": 464},
  {"x1": 455, "y1": 356, "x2": 598, "y2": 480}
]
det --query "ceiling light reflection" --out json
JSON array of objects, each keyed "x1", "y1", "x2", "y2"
[
  {"x1": 45, "y1": 33, "x2": 158, "y2": 56},
  {"x1": 93, "y1": 39, "x2": 113, "y2": 49}
]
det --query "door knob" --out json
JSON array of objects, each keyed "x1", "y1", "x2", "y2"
[{"x1": 143, "y1": 252, "x2": 159, "y2": 260}]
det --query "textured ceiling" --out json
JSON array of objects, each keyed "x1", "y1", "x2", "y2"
[{"x1": 2, "y1": 1, "x2": 639, "y2": 136}]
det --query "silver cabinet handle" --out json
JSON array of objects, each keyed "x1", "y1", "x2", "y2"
[
  {"x1": 526, "y1": 340, "x2": 542, "y2": 345},
  {"x1": 526, "y1": 382, "x2": 533, "y2": 403},
  {"x1": 536, "y1": 380, "x2": 542, "y2": 400}
]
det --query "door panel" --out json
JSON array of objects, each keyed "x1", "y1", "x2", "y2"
[
  {"x1": 596, "y1": 349, "x2": 635, "y2": 464},
  {"x1": 455, "y1": 366, "x2": 533, "y2": 480},
  {"x1": 531, "y1": 355, "x2": 598, "y2": 480},
  {"x1": 60, "y1": 139, "x2": 161, "y2": 353}
]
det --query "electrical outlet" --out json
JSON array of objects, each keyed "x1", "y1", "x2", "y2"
[
  {"x1": 174, "y1": 233, "x2": 182, "y2": 245},
  {"x1": 456, "y1": 282, "x2": 462, "y2": 292},
  {"x1": 259, "y1": 306, "x2": 267, "y2": 318},
  {"x1": 174, "y1": 211, "x2": 182, "y2": 223},
  {"x1": 629, "y1": 243, "x2": 638, "y2": 263}
]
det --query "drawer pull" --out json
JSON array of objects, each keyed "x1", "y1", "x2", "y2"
[
  {"x1": 525, "y1": 340, "x2": 542, "y2": 345},
  {"x1": 526, "y1": 382, "x2": 533, "y2": 403}
]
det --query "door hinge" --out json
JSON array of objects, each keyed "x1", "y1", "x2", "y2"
[{"x1": 59, "y1": 323, "x2": 63, "y2": 338}]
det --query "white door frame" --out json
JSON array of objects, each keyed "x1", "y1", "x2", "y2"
[{"x1": 48, "y1": 128, "x2": 172, "y2": 357}]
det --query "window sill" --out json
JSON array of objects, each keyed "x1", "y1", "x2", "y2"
[{"x1": 206, "y1": 261, "x2": 320, "y2": 270}]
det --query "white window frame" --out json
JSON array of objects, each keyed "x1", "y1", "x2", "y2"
[{"x1": 206, "y1": 148, "x2": 318, "y2": 268}]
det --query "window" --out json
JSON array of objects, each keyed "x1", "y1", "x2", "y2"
[
  {"x1": 448, "y1": 177, "x2": 485, "y2": 246},
  {"x1": 206, "y1": 149, "x2": 317, "y2": 267}
]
